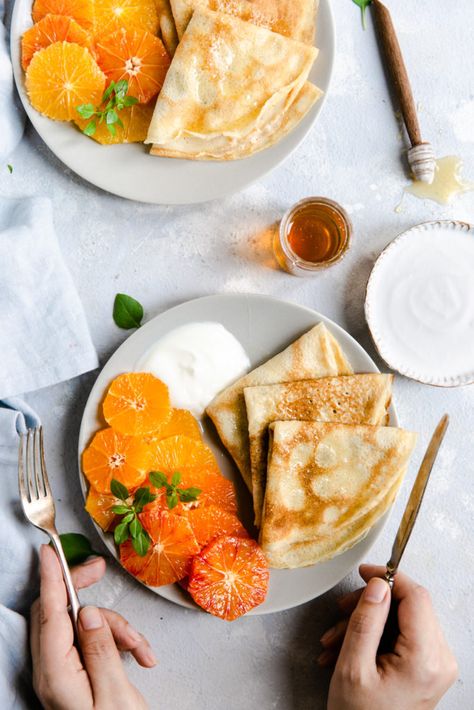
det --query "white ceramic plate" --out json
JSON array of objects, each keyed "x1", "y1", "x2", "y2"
[
  {"x1": 78, "y1": 294, "x2": 399, "y2": 614},
  {"x1": 10, "y1": 1, "x2": 335, "y2": 205},
  {"x1": 365, "y1": 221, "x2": 474, "y2": 387}
]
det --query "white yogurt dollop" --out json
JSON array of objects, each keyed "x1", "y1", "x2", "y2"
[{"x1": 136, "y1": 322, "x2": 250, "y2": 416}]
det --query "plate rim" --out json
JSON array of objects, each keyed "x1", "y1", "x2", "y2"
[
  {"x1": 365, "y1": 219, "x2": 474, "y2": 388},
  {"x1": 78, "y1": 292, "x2": 400, "y2": 615},
  {"x1": 10, "y1": 0, "x2": 335, "y2": 205}
]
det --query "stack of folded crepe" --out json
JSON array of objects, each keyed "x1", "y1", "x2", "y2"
[
  {"x1": 206, "y1": 323, "x2": 417, "y2": 569},
  {"x1": 146, "y1": 0, "x2": 322, "y2": 159}
]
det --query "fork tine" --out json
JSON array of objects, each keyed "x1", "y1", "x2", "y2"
[
  {"x1": 26, "y1": 429, "x2": 37, "y2": 501},
  {"x1": 39, "y1": 426, "x2": 53, "y2": 498},
  {"x1": 34, "y1": 427, "x2": 46, "y2": 497},
  {"x1": 18, "y1": 433, "x2": 29, "y2": 505}
]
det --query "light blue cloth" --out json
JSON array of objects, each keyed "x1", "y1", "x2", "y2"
[
  {"x1": 0, "y1": 196, "x2": 99, "y2": 707},
  {"x1": 0, "y1": 0, "x2": 25, "y2": 162},
  {"x1": 0, "y1": 196, "x2": 99, "y2": 399}
]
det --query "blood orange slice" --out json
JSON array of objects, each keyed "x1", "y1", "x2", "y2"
[{"x1": 185, "y1": 505, "x2": 248, "y2": 548}]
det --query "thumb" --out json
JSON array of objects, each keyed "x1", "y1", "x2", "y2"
[
  {"x1": 336, "y1": 577, "x2": 391, "y2": 674},
  {"x1": 78, "y1": 606, "x2": 130, "y2": 701}
]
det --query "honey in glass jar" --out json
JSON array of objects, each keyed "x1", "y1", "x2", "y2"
[{"x1": 274, "y1": 197, "x2": 352, "y2": 276}]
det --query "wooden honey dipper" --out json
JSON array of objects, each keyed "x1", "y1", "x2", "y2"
[{"x1": 372, "y1": 0, "x2": 436, "y2": 183}]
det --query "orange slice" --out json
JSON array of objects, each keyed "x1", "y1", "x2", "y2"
[
  {"x1": 144, "y1": 408, "x2": 202, "y2": 445},
  {"x1": 95, "y1": 28, "x2": 170, "y2": 103},
  {"x1": 25, "y1": 42, "x2": 105, "y2": 121},
  {"x1": 185, "y1": 505, "x2": 248, "y2": 548},
  {"x1": 188, "y1": 535, "x2": 269, "y2": 621},
  {"x1": 21, "y1": 14, "x2": 91, "y2": 70},
  {"x1": 103, "y1": 372, "x2": 171, "y2": 437},
  {"x1": 93, "y1": 0, "x2": 159, "y2": 37},
  {"x1": 74, "y1": 99, "x2": 155, "y2": 144},
  {"x1": 32, "y1": 0, "x2": 94, "y2": 30},
  {"x1": 82, "y1": 427, "x2": 150, "y2": 494},
  {"x1": 85, "y1": 486, "x2": 128, "y2": 531},
  {"x1": 121, "y1": 509, "x2": 199, "y2": 586}
]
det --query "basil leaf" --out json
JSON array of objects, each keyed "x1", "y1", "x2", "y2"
[
  {"x1": 149, "y1": 471, "x2": 168, "y2": 488},
  {"x1": 123, "y1": 95, "x2": 139, "y2": 107},
  {"x1": 132, "y1": 531, "x2": 150, "y2": 556},
  {"x1": 129, "y1": 516, "x2": 142, "y2": 539},
  {"x1": 352, "y1": 0, "x2": 372, "y2": 29},
  {"x1": 110, "y1": 479, "x2": 129, "y2": 501},
  {"x1": 113, "y1": 293, "x2": 144, "y2": 330},
  {"x1": 178, "y1": 487, "x2": 201, "y2": 502},
  {"x1": 167, "y1": 491, "x2": 179, "y2": 510},
  {"x1": 114, "y1": 79, "x2": 129, "y2": 98},
  {"x1": 106, "y1": 122, "x2": 116, "y2": 136},
  {"x1": 171, "y1": 472, "x2": 181, "y2": 487},
  {"x1": 102, "y1": 82, "x2": 115, "y2": 102},
  {"x1": 76, "y1": 103, "x2": 96, "y2": 119},
  {"x1": 133, "y1": 487, "x2": 155, "y2": 512},
  {"x1": 53, "y1": 533, "x2": 99, "y2": 566},
  {"x1": 114, "y1": 520, "x2": 130, "y2": 545},
  {"x1": 111, "y1": 504, "x2": 131, "y2": 515},
  {"x1": 121, "y1": 512, "x2": 135, "y2": 524},
  {"x1": 7, "y1": 164, "x2": 13, "y2": 174},
  {"x1": 106, "y1": 109, "x2": 119, "y2": 125},
  {"x1": 83, "y1": 120, "x2": 97, "y2": 137}
]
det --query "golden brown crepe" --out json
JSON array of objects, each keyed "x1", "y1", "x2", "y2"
[
  {"x1": 155, "y1": 0, "x2": 179, "y2": 55},
  {"x1": 146, "y1": 9, "x2": 321, "y2": 160},
  {"x1": 206, "y1": 323, "x2": 353, "y2": 491},
  {"x1": 260, "y1": 421, "x2": 417, "y2": 568},
  {"x1": 170, "y1": 0, "x2": 318, "y2": 44},
  {"x1": 245, "y1": 373, "x2": 393, "y2": 527}
]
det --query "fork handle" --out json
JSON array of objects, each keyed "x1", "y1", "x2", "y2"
[{"x1": 49, "y1": 531, "x2": 81, "y2": 641}]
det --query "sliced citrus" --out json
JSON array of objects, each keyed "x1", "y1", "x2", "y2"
[
  {"x1": 25, "y1": 42, "x2": 105, "y2": 121},
  {"x1": 95, "y1": 27, "x2": 170, "y2": 103},
  {"x1": 185, "y1": 505, "x2": 248, "y2": 548},
  {"x1": 21, "y1": 14, "x2": 91, "y2": 70},
  {"x1": 121, "y1": 509, "x2": 199, "y2": 586},
  {"x1": 93, "y1": 0, "x2": 159, "y2": 37},
  {"x1": 103, "y1": 372, "x2": 171, "y2": 437},
  {"x1": 144, "y1": 408, "x2": 202, "y2": 445},
  {"x1": 188, "y1": 535, "x2": 269, "y2": 621},
  {"x1": 85, "y1": 486, "x2": 129, "y2": 531},
  {"x1": 82, "y1": 427, "x2": 150, "y2": 494},
  {"x1": 74, "y1": 99, "x2": 155, "y2": 143},
  {"x1": 32, "y1": 0, "x2": 94, "y2": 30}
]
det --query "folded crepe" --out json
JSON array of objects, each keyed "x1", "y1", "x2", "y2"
[
  {"x1": 156, "y1": 0, "x2": 179, "y2": 55},
  {"x1": 170, "y1": 0, "x2": 318, "y2": 44},
  {"x1": 146, "y1": 9, "x2": 321, "y2": 160},
  {"x1": 206, "y1": 323, "x2": 353, "y2": 491},
  {"x1": 260, "y1": 421, "x2": 417, "y2": 568},
  {"x1": 245, "y1": 373, "x2": 393, "y2": 527}
]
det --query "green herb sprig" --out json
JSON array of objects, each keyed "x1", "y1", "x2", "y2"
[
  {"x1": 113, "y1": 293, "x2": 144, "y2": 329},
  {"x1": 149, "y1": 471, "x2": 201, "y2": 510},
  {"x1": 50, "y1": 532, "x2": 100, "y2": 566},
  {"x1": 110, "y1": 479, "x2": 156, "y2": 556},
  {"x1": 352, "y1": 0, "x2": 372, "y2": 29},
  {"x1": 76, "y1": 80, "x2": 138, "y2": 137}
]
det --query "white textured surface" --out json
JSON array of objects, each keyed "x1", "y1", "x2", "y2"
[{"x1": 2, "y1": 0, "x2": 474, "y2": 707}]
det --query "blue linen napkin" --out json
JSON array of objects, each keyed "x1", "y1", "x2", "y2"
[
  {"x1": 0, "y1": 0, "x2": 25, "y2": 162},
  {"x1": 0, "y1": 196, "x2": 99, "y2": 399}
]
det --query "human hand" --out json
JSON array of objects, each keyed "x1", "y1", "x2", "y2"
[
  {"x1": 30, "y1": 544, "x2": 156, "y2": 710},
  {"x1": 320, "y1": 564, "x2": 458, "y2": 710}
]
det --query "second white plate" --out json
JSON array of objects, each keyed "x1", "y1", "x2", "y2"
[{"x1": 78, "y1": 294, "x2": 398, "y2": 615}]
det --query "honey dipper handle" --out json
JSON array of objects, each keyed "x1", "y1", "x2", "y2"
[{"x1": 372, "y1": 0, "x2": 422, "y2": 146}]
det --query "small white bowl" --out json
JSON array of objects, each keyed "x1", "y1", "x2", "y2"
[{"x1": 365, "y1": 220, "x2": 474, "y2": 387}]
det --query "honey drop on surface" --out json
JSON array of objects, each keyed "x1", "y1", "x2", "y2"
[{"x1": 405, "y1": 156, "x2": 474, "y2": 205}]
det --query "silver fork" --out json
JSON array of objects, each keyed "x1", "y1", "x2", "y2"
[{"x1": 18, "y1": 426, "x2": 81, "y2": 638}]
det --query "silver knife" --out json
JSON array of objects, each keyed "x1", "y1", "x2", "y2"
[{"x1": 384, "y1": 414, "x2": 449, "y2": 588}]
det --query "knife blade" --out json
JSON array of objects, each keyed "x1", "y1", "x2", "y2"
[{"x1": 384, "y1": 413, "x2": 449, "y2": 586}]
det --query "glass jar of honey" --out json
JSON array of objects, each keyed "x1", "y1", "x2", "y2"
[{"x1": 274, "y1": 197, "x2": 352, "y2": 276}]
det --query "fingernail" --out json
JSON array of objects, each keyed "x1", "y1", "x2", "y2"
[
  {"x1": 143, "y1": 648, "x2": 157, "y2": 666},
  {"x1": 320, "y1": 627, "x2": 336, "y2": 645},
  {"x1": 364, "y1": 577, "x2": 389, "y2": 603},
  {"x1": 80, "y1": 606, "x2": 103, "y2": 630},
  {"x1": 126, "y1": 624, "x2": 142, "y2": 644}
]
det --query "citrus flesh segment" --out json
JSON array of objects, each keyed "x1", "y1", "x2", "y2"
[
  {"x1": 74, "y1": 99, "x2": 155, "y2": 143},
  {"x1": 95, "y1": 27, "x2": 170, "y2": 103},
  {"x1": 188, "y1": 535, "x2": 269, "y2": 621},
  {"x1": 85, "y1": 486, "x2": 127, "y2": 531},
  {"x1": 185, "y1": 505, "x2": 248, "y2": 548},
  {"x1": 21, "y1": 14, "x2": 91, "y2": 69},
  {"x1": 144, "y1": 408, "x2": 202, "y2": 445},
  {"x1": 103, "y1": 372, "x2": 171, "y2": 437},
  {"x1": 32, "y1": 0, "x2": 94, "y2": 29},
  {"x1": 82, "y1": 427, "x2": 150, "y2": 494},
  {"x1": 25, "y1": 41, "x2": 105, "y2": 121},
  {"x1": 93, "y1": 0, "x2": 159, "y2": 38},
  {"x1": 121, "y1": 509, "x2": 199, "y2": 586}
]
